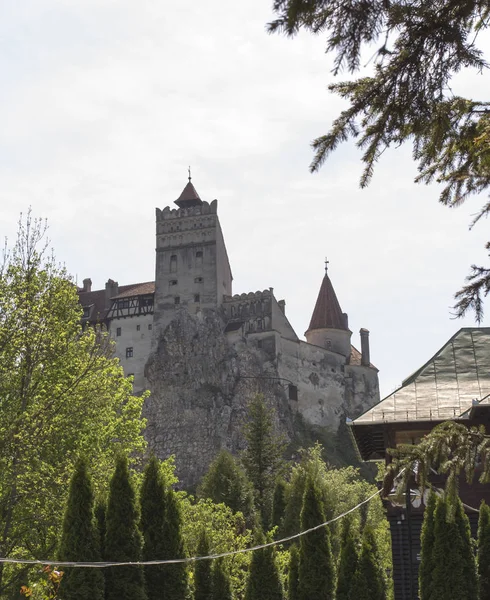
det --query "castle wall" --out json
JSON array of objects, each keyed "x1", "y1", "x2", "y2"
[
  {"x1": 344, "y1": 364, "x2": 380, "y2": 419},
  {"x1": 215, "y1": 219, "x2": 232, "y2": 303},
  {"x1": 271, "y1": 296, "x2": 299, "y2": 340}
]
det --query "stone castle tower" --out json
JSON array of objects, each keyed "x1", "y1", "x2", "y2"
[{"x1": 78, "y1": 177, "x2": 380, "y2": 486}]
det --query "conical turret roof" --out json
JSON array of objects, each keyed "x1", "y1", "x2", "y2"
[
  {"x1": 306, "y1": 268, "x2": 348, "y2": 332},
  {"x1": 175, "y1": 178, "x2": 203, "y2": 208}
]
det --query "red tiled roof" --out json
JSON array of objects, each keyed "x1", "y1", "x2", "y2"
[
  {"x1": 112, "y1": 281, "x2": 155, "y2": 299},
  {"x1": 77, "y1": 281, "x2": 155, "y2": 323},
  {"x1": 306, "y1": 273, "x2": 347, "y2": 332}
]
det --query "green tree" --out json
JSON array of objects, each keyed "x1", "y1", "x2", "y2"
[
  {"x1": 57, "y1": 458, "x2": 104, "y2": 600},
  {"x1": 198, "y1": 450, "x2": 256, "y2": 527},
  {"x1": 479, "y1": 500, "x2": 490, "y2": 600},
  {"x1": 287, "y1": 545, "x2": 299, "y2": 600},
  {"x1": 140, "y1": 455, "x2": 167, "y2": 600},
  {"x1": 195, "y1": 529, "x2": 212, "y2": 600},
  {"x1": 268, "y1": 0, "x2": 490, "y2": 319},
  {"x1": 298, "y1": 478, "x2": 334, "y2": 600},
  {"x1": 336, "y1": 516, "x2": 358, "y2": 600},
  {"x1": 245, "y1": 536, "x2": 283, "y2": 600},
  {"x1": 161, "y1": 488, "x2": 188, "y2": 600},
  {"x1": 0, "y1": 214, "x2": 146, "y2": 596},
  {"x1": 104, "y1": 456, "x2": 146, "y2": 600},
  {"x1": 241, "y1": 394, "x2": 286, "y2": 527},
  {"x1": 455, "y1": 499, "x2": 477, "y2": 600},
  {"x1": 271, "y1": 479, "x2": 287, "y2": 529},
  {"x1": 419, "y1": 493, "x2": 436, "y2": 600},
  {"x1": 351, "y1": 525, "x2": 385, "y2": 600},
  {"x1": 212, "y1": 558, "x2": 233, "y2": 600}
]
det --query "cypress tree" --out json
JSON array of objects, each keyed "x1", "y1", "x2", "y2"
[
  {"x1": 298, "y1": 477, "x2": 334, "y2": 600},
  {"x1": 94, "y1": 498, "x2": 107, "y2": 600},
  {"x1": 140, "y1": 455, "x2": 166, "y2": 600},
  {"x1": 104, "y1": 455, "x2": 146, "y2": 600},
  {"x1": 351, "y1": 525, "x2": 385, "y2": 600},
  {"x1": 58, "y1": 458, "x2": 104, "y2": 600},
  {"x1": 195, "y1": 529, "x2": 212, "y2": 600},
  {"x1": 271, "y1": 479, "x2": 287, "y2": 529},
  {"x1": 287, "y1": 545, "x2": 300, "y2": 600},
  {"x1": 245, "y1": 539, "x2": 283, "y2": 600},
  {"x1": 336, "y1": 516, "x2": 358, "y2": 600},
  {"x1": 212, "y1": 558, "x2": 233, "y2": 600},
  {"x1": 478, "y1": 500, "x2": 490, "y2": 600},
  {"x1": 161, "y1": 487, "x2": 188, "y2": 600},
  {"x1": 419, "y1": 492, "x2": 436, "y2": 600},
  {"x1": 455, "y1": 499, "x2": 477, "y2": 600}
]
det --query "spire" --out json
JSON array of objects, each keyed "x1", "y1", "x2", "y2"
[
  {"x1": 175, "y1": 167, "x2": 203, "y2": 208},
  {"x1": 306, "y1": 263, "x2": 348, "y2": 333}
]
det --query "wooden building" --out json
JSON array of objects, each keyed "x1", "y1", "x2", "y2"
[{"x1": 350, "y1": 327, "x2": 490, "y2": 600}]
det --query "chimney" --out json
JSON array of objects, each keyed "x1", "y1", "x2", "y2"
[
  {"x1": 343, "y1": 312, "x2": 349, "y2": 329},
  {"x1": 82, "y1": 278, "x2": 92, "y2": 292},
  {"x1": 278, "y1": 300, "x2": 286, "y2": 314},
  {"x1": 360, "y1": 328, "x2": 370, "y2": 367},
  {"x1": 105, "y1": 279, "x2": 119, "y2": 307}
]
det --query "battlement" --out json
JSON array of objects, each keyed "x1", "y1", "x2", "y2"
[
  {"x1": 223, "y1": 289, "x2": 273, "y2": 302},
  {"x1": 156, "y1": 199, "x2": 218, "y2": 222}
]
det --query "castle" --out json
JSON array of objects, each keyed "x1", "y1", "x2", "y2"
[{"x1": 78, "y1": 177, "x2": 380, "y2": 485}]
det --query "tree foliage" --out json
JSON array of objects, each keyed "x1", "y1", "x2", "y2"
[
  {"x1": 0, "y1": 214, "x2": 146, "y2": 595},
  {"x1": 212, "y1": 558, "x2": 233, "y2": 600},
  {"x1": 351, "y1": 525, "x2": 385, "y2": 600},
  {"x1": 336, "y1": 517, "x2": 358, "y2": 600},
  {"x1": 160, "y1": 488, "x2": 188, "y2": 600},
  {"x1": 287, "y1": 545, "x2": 299, "y2": 600},
  {"x1": 242, "y1": 395, "x2": 286, "y2": 527},
  {"x1": 245, "y1": 535, "x2": 284, "y2": 600},
  {"x1": 57, "y1": 458, "x2": 104, "y2": 600},
  {"x1": 194, "y1": 529, "x2": 212, "y2": 600},
  {"x1": 418, "y1": 493, "x2": 436, "y2": 600},
  {"x1": 269, "y1": 0, "x2": 490, "y2": 320},
  {"x1": 104, "y1": 456, "x2": 146, "y2": 600},
  {"x1": 478, "y1": 501, "x2": 490, "y2": 600}
]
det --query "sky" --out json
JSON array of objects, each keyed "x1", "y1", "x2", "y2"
[{"x1": 1, "y1": 1, "x2": 489, "y2": 398}]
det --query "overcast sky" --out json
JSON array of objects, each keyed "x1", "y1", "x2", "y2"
[{"x1": 1, "y1": 1, "x2": 489, "y2": 398}]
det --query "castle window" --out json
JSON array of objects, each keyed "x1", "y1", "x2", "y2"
[
  {"x1": 126, "y1": 347, "x2": 133, "y2": 359},
  {"x1": 257, "y1": 319, "x2": 263, "y2": 330},
  {"x1": 82, "y1": 306, "x2": 91, "y2": 318},
  {"x1": 231, "y1": 306, "x2": 236, "y2": 317},
  {"x1": 148, "y1": 324, "x2": 152, "y2": 330},
  {"x1": 288, "y1": 384, "x2": 298, "y2": 402},
  {"x1": 170, "y1": 255, "x2": 177, "y2": 273},
  {"x1": 117, "y1": 299, "x2": 130, "y2": 309},
  {"x1": 170, "y1": 279, "x2": 178, "y2": 286},
  {"x1": 194, "y1": 277, "x2": 203, "y2": 283},
  {"x1": 174, "y1": 297, "x2": 180, "y2": 305},
  {"x1": 196, "y1": 251, "x2": 203, "y2": 266},
  {"x1": 136, "y1": 324, "x2": 140, "y2": 331},
  {"x1": 250, "y1": 302, "x2": 256, "y2": 315},
  {"x1": 194, "y1": 294, "x2": 200, "y2": 303},
  {"x1": 116, "y1": 327, "x2": 121, "y2": 337}
]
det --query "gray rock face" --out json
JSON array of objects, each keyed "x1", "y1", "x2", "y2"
[{"x1": 144, "y1": 308, "x2": 292, "y2": 487}]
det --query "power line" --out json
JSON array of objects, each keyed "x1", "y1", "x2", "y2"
[{"x1": 0, "y1": 489, "x2": 381, "y2": 569}]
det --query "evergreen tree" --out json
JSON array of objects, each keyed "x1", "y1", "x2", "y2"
[
  {"x1": 419, "y1": 492, "x2": 436, "y2": 600},
  {"x1": 455, "y1": 498, "x2": 477, "y2": 600},
  {"x1": 242, "y1": 394, "x2": 286, "y2": 527},
  {"x1": 351, "y1": 525, "x2": 385, "y2": 600},
  {"x1": 58, "y1": 458, "x2": 104, "y2": 600},
  {"x1": 245, "y1": 538, "x2": 283, "y2": 600},
  {"x1": 195, "y1": 529, "x2": 212, "y2": 600},
  {"x1": 212, "y1": 558, "x2": 233, "y2": 600},
  {"x1": 478, "y1": 500, "x2": 490, "y2": 600},
  {"x1": 287, "y1": 545, "x2": 300, "y2": 600},
  {"x1": 298, "y1": 478, "x2": 334, "y2": 600},
  {"x1": 199, "y1": 450, "x2": 256, "y2": 527},
  {"x1": 94, "y1": 498, "x2": 107, "y2": 600},
  {"x1": 271, "y1": 479, "x2": 287, "y2": 529},
  {"x1": 161, "y1": 487, "x2": 188, "y2": 600},
  {"x1": 140, "y1": 455, "x2": 167, "y2": 600},
  {"x1": 104, "y1": 456, "x2": 146, "y2": 600},
  {"x1": 336, "y1": 516, "x2": 358, "y2": 600}
]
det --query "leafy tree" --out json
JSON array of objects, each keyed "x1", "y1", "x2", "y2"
[
  {"x1": 195, "y1": 529, "x2": 212, "y2": 600},
  {"x1": 161, "y1": 487, "x2": 188, "y2": 600},
  {"x1": 245, "y1": 535, "x2": 283, "y2": 600},
  {"x1": 351, "y1": 525, "x2": 385, "y2": 600},
  {"x1": 479, "y1": 500, "x2": 490, "y2": 600},
  {"x1": 268, "y1": 0, "x2": 490, "y2": 319},
  {"x1": 242, "y1": 394, "x2": 286, "y2": 527},
  {"x1": 298, "y1": 477, "x2": 334, "y2": 600},
  {"x1": 57, "y1": 458, "x2": 104, "y2": 600},
  {"x1": 418, "y1": 493, "x2": 436, "y2": 600},
  {"x1": 198, "y1": 450, "x2": 256, "y2": 527},
  {"x1": 104, "y1": 456, "x2": 146, "y2": 600},
  {"x1": 0, "y1": 214, "x2": 146, "y2": 595},
  {"x1": 271, "y1": 479, "x2": 287, "y2": 529},
  {"x1": 287, "y1": 545, "x2": 299, "y2": 600},
  {"x1": 336, "y1": 516, "x2": 358, "y2": 600},
  {"x1": 212, "y1": 558, "x2": 233, "y2": 600},
  {"x1": 140, "y1": 455, "x2": 167, "y2": 600}
]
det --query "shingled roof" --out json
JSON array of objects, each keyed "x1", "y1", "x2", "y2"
[
  {"x1": 175, "y1": 180, "x2": 203, "y2": 208},
  {"x1": 306, "y1": 272, "x2": 347, "y2": 333}
]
